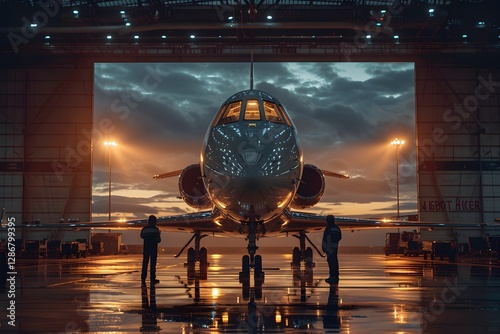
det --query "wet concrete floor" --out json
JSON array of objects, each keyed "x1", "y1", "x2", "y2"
[{"x1": 1, "y1": 248, "x2": 500, "y2": 333}]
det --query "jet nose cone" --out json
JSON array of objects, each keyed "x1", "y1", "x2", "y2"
[
  {"x1": 204, "y1": 123, "x2": 301, "y2": 179},
  {"x1": 202, "y1": 121, "x2": 302, "y2": 222},
  {"x1": 240, "y1": 150, "x2": 262, "y2": 166}
]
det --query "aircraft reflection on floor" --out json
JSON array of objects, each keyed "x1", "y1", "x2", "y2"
[
  {"x1": 135, "y1": 269, "x2": 341, "y2": 333},
  {"x1": 14, "y1": 253, "x2": 500, "y2": 332}
]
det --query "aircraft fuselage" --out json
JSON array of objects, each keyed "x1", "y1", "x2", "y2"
[{"x1": 201, "y1": 90, "x2": 302, "y2": 223}]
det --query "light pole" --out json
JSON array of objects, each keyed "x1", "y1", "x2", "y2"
[
  {"x1": 104, "y1": 141, "x2": 117, "y2": 220},
  {"x1": 391, "y1": 138, "x2": 404, "y2": 219}
]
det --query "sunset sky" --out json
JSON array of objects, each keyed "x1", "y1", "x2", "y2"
[{"x1": 92, "y1": 62, "x2": 416, "y2": 246}]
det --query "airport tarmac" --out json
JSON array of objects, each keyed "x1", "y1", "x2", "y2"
[{"x1": 1, "y1": 248, "x2": 500, "y2": 333}]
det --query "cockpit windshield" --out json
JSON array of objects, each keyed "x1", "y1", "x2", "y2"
[
  {"x1": 219, "y1": 101, "x2": 242, "y2": 124},
  {"x1": 263, "y1": 101, "x2": 283, "y2": 123},
  {"x1": 278, "y1": 105, "x2": 293, "y2": 126},
  {"x1": 214, "y1": 92, "x2": 293, "y2": 127},
  {"x1": 244, "y1": 99, "x2": 261, "y2": 121}
]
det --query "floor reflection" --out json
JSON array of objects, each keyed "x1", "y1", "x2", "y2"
[
  {"x1": 6, "y1": 251, "x2": 500, "y2": 333},
  {"x1": 325, "y1": 286, "x2": 341, "y2": 330},
  {"x1": 140, "y1": 283, "x2": 160, "y2": 332},
  {"x1": 131, "y1": 268, "x2": 341, "y2": 333}
]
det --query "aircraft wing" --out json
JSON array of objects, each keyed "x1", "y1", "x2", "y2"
[
  {"x1": 153, "y1": 169, "x2": 183, "y2": 179},
  {"x1": 2, "y1": 211, "x2": 226, "y2": 233},
  {"x1": 155, "y1": 211, "x2": 223, "y2": 232},
  {"x1": 281, "y1": 211, "x2": 499, "y2": 233},
  {"x1": 320, "y1": 169, "x2": 349, "y2": 179}
]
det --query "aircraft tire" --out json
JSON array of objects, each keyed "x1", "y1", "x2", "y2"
[
  {"x1": 242, "y1": 255, "x2": 250, "y2": 275},
  {"x1": 187, "y1": 247, "x2": 195, "y2": 266},
  {"x1": 292, "y1": 247, "x2": 300, "y2": 267},
  {"x1": 254, "y1": 255, "x2": 262, "y2": 278},
  {"x1": 305, "y1": 247, "x2": 313, "y2": 269},
  {"x1": 200, "y1": 247, "x2": 208, "y2": 266}
]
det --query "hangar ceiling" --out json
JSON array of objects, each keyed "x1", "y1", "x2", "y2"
[{"x1": 0, "y1": 0, "x2": 498, "y2": 48}]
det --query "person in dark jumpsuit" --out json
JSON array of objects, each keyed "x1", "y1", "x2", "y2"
[
  {"x1": 141, "y1": 215, "x2": 161, "y2": 284},
  {"x1": 322, "y1": 215, "x2": 342, "y2": 284}
]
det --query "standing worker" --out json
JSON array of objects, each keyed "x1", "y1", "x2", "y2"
[
  {"x1": 141, "y1": 215, "x2": 161, "y2": 284},
  {"x1": 322, "y1": 215, "x2": 342, "y2": 284}
]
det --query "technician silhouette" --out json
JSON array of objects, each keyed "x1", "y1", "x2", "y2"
[
  {"x1": 322, "y1": 215, "x2": 342, "y2": 284},
  {"x1": 141, "y1": 215, "x2": 161, "y2": 284}
]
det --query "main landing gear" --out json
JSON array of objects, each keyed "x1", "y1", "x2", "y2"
[
  {"x1": 239, "y1": 207, "x2": 265, "y2": 300},
  {"x1": 291, "y1": 231, "x2": 325, "y2": 288},
  {"x1": 176, "y1": 231, "x2": 209, "y2": 280}
]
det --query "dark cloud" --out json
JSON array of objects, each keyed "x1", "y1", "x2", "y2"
[
  {"x1": 362, "y1": 62, "x2": 414, "y2": 77},
  {"x1": 92, "y1": 195, "x2": 159, "y2": 215},
  {"x1": 364, "y1": 68, "x2": 414, "y2": 95}
]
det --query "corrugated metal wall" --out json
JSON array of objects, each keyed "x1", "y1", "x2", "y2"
[
  {"x1": 0, "y1": 64, "x2": 93, "y2": 224},
  {"x1": 416, "y1": 59, "x2": 500, "y2": 242}
]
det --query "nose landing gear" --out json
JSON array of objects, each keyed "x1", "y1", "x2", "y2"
[{"x1": 239, "y1": 206, "x2": 265, "y2": 300}]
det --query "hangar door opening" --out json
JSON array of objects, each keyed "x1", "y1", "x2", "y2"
[{"x1": 92, "y1": 62, "x2": 416, "y2": 246}]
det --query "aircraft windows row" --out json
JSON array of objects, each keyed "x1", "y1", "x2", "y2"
[{"x1": 216, "y1": 99, "x2": 291, "y2": 126}]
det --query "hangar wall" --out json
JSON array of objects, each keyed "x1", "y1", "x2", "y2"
[
  {"x1": 416, "y1": 58, "x2": 500, "y2": 241},
  {"x1": 0, "y1": 63, "x2": 93, "y2": 225},
  {"x1": 1, "y1": 53, "x2": 498, "y2": 246}
]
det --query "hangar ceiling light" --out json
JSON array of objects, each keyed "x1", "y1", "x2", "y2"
[{"x1": 0, "y1": 0, "x2": 497, "y2": 47}]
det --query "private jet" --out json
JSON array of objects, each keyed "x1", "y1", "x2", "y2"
[{"x1": 152, "y1": 86, "x2": 349, "y2": 283}]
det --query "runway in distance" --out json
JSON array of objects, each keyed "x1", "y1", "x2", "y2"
[{"x1": 6, "y1": 61, "x2": 497, "y2": 283}]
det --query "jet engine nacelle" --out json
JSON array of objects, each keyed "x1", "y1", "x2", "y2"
[
  {"x1": 179, "y1": 164, "x2": 212, "y2": 209},
  {"x1": 290, "y1": 164, "x2": 325, "y2": 209}
]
